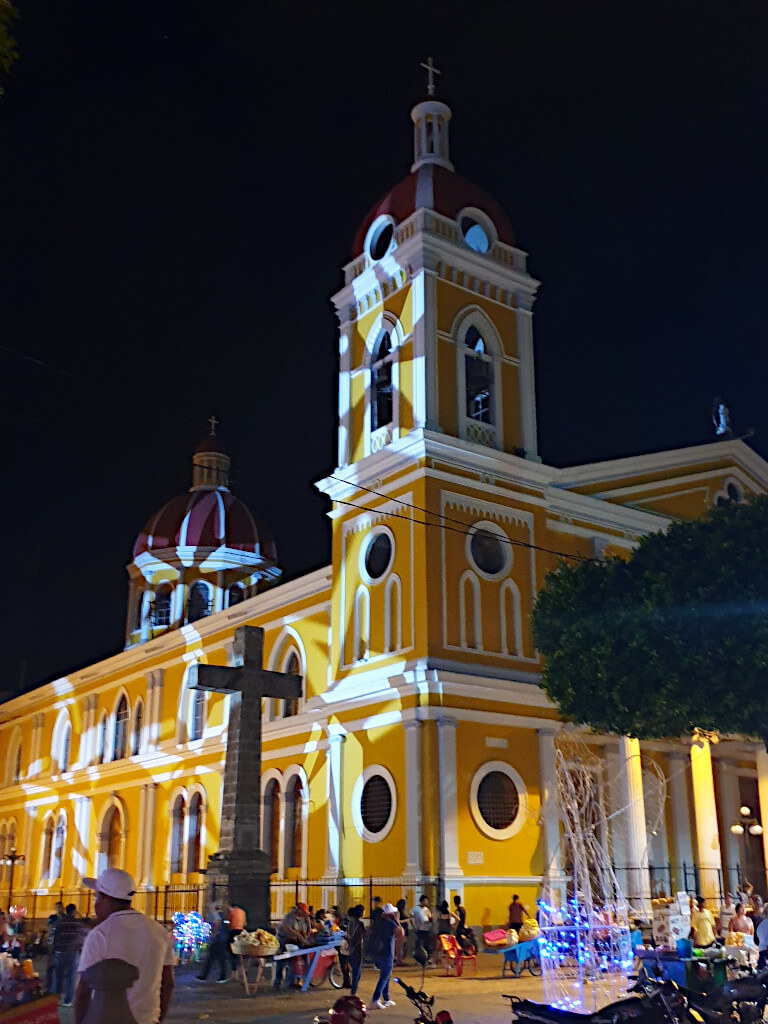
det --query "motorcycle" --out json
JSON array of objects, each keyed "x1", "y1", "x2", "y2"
[
  {"x1": 634, "y1": 962, "x2": 768, "y2": 1024},
  {"x1": 313, "y1": 994, "x2": 368, "y2": 1024},
  {"x1": 393, "y1": 977, "x2": 453, "y2": 1024},
  {"x1": 507, "y1": 977, "x2": 705, "y2": 1024}
]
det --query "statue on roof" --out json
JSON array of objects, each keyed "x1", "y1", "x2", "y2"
[{"x1": 712, "y1": 397, "x2": 734, "y2": 440}]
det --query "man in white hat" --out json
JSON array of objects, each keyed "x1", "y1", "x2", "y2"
[{"x1": 74, "y1": 868, "x2": 176, "y2": 1024}]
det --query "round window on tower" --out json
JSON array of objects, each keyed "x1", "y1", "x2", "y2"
[
  {"x1": 457, "y1": 207, "x2": 496, "y2": 254},
  {"x1": 352, "y1": 765, "x2": 397, "y2": 842},
  {"x1": 469, "y1": 761, "x2": 527, "y2": 840},
  {"x1": 360, "y1": 527, "x2": 395, "y2": 584},
  {"x1": 466, "y1": 521, "x2": 512, "y2": 580},
  {"x1": 365, "y1": 215, "x2": 397, "y2": 262}
]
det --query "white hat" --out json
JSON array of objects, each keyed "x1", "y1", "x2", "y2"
[
  {"x1": 382, "y1": 903, "x2": 397, "y2": 915},
  {"x1": 83, "y1": 868, "x2": 136, "y2": 900}
]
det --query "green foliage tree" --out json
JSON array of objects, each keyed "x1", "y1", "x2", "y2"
[
  {"x1": 531, "y1": 494, "x2": 768, "y2": 748},
  {"x1": 0, "y1": 0, "x2": 18, "y2": 96}
]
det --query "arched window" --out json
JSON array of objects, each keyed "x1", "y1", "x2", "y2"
[
  {"x1": 353, "y1": 586, "x2": 369, "y2": 663},
  {"x1": 464, "y1": 326, "x2": 493, "y2": 424},
  {"x1": 227, "y1": 584, "x2": 244, "y2": 607},
  {"x1": 187, "y1": 792, "x2": 203, "y2": 874},
  {"x1": 40, "y1": 817, "x2": 54, "y2": 881},
  {"x1": 187, "y1": 581, "x2": 210, "y2": 623},
  {"x1": 132, "y1": 701, "x2": 144, "y2": 756},
  {"x1": 0, "y1": 826, "x2": 7, "y2": 882},
  {"x1": 96, "y1": 714, "x2": 107, "y2": 764},
  {"x1": 460, "y1": 570, "x2": 482, "y2": 650},
  {"x1": 12, "y1": 743, "x2": 21, "y2": 784},
  {"x1": 113, "y1": 696, "x2": 129, "y2": 761},
  {"x1": 60, "y1": 723, "x2": 71, "y2": 773},
  {"x1": 51, "y1": 812, "x2": 66, "y2": 881},
  {"x1": 284, "y1": 775, "x2": 304, "y2": 870},
  {"x1": 262, "y1": 779, "x2": 280, "y2": 874},
  {"x1": 371, "y1": 331, "x2": 394, "y2": 431},
  {"x1": 282, "y1": 652, "x2": 301, "y2": 718},
  {"x1": 170, "y1": 796, "x2": 185, "y2": 874},
  {"x1": 152, "y1": 585, "x2": 173, "y2": 627},
  {"x1": 107, "y1": 808, "x2": 121, "y2": 868},
  {"x1": 189, "y1": 689, "x2": 205, "y2": 741}
]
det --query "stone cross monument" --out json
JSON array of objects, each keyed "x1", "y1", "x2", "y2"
[{"x1": 187, "y1": 625, "x2": 301, "y2": 926}]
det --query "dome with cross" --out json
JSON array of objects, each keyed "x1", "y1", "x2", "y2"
[{"x1": 353, "y1": 60, "x2": 514, "y2": 258}]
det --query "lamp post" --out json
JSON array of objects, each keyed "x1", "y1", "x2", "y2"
[
  {"x1": 730, "y1": 805, "x2": 763, "y2": 889},
  {"x1": 1, "y1": 848, "x2": 25, "y2": 913}
]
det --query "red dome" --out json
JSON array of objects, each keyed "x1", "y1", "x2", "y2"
[
  {"x1": 133, "y1": 489, "x2": 277, "y2": 562},
  {"x1": 352, "y1": 163, "x2": 515, "y2": 256},
  {"x1": 195, "y1": 434, "x2": 228, "y2": 455}
]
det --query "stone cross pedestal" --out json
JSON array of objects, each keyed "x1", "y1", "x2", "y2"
[{"x1": 187, "y1": 625, "x2": 301, "y2": 927}]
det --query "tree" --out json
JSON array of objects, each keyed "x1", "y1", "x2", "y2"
[
  {"x1": 0, "y1": 1, "x2": 18, "y2": 96},
  {"x1": 531, "y1": 494, "x2": 768, "y2": 749}
]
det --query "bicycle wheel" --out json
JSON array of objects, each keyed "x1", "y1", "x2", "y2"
[
  {"x1": 329, "y1": 960, "x2": 344, "y2": 989},
  {"x1": 525, "y1": 957, "x2": 542, "y2": 977}
]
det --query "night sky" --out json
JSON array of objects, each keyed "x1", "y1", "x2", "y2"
[{"x1": 3, "y1": 2, "x2": 768, "y2": 692}]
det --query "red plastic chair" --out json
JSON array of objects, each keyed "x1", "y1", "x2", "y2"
[{"x1": 438, "y1": 934, "x2": 477, "y2": 977}]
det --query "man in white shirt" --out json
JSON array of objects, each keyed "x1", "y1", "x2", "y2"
[
  {"x1": 410, "y1": 895, "x2": 433, "y2": 965},
  {"x1": 755, "y1": 912, "x2": 768, "y2": 971},
  {"x1": 720, "y1": 893, "x2": 737, "y2": 936},
  {"x1": 74, "y1": 868, "x2": 175, "y2": 1024}
]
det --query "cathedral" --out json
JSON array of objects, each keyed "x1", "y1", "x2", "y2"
[{"x1": 2, "y1": 89, "x2": 768, "y2": 928}]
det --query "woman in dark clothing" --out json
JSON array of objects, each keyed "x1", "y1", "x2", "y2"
[
  {"x1": 395, "y1": 899, "x2": 409, "y2": 965},
  {"x1": 343, "y1": 905, "x2": 365, "y2": 996},
  {"x1": 452, "y1": 895, "x2": 467, "y2": 943},
  {"x1": 508, "y1": 894, "x2": 528, "y2": 930}
]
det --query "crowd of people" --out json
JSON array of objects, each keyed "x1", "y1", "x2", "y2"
[
  {"x1": 270, "y1": 893, "x2": 479, "y2": 1009},
  {"x1": 688, "y1": 886, "x2": 768, "y2": 968}
]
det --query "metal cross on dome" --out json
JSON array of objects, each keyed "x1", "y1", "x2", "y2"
[
  {"x1": 208, "y1": 413, "x2": 219, "y2": 435},
  {"x1": 420, "y1": 56, "x2": 441, "y2": 97}
]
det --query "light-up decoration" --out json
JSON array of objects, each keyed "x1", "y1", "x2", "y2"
[
  {"x1": 172, "y1": 912, "x2": 211, "y2": 961},
  {"x1": 539, "y1": 733, "x2": 633, "y2": 1013}
]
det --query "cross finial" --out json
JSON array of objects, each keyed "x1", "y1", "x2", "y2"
[
  {"x1": 208, "y1": 414, "x2": 219, "y2": 436},
  {"x1": 420, "y1": 56, "x2": 441, "y2": 97}
]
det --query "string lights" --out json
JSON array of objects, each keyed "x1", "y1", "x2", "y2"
[{"x1": 172, "y1": 911, "x2": 211, "y2": 961}]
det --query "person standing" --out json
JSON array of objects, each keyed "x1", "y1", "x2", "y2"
[
  {"x1": 53, "y1": 904, "x2": 84, "y2": 1007},
  {"x1": 395, "y1": 899, "x2": 408, "y2": 966},
  {"x1": 756, "y1": 911, "x2": 768, "y2": 970},
  {"x1": 691, "y1": 897, "x2": 716, "y2": 948},
  {"x1": 226, "y1": 904, "x2": 245, "y2": 979},
  {"x1": 369, "y1": 903, "x2": 403, "y2": 1010},
  {"x1": 411, "y1": 895, "x2": 433, "y2": 965},
  {"x1": 370, "y1": 896, "x2": 383, "y2": 924},
  {"x1": 452, "y1": 895, "x2": 468, "y2": 948},
  {"x1": 344, "y1": 905, "x2": 365, "y2": 996},
  {"x1": 508, "y1": 894, "x2": 528, "y2": 931},
  {"x1": 720, "y1": 893, "x2": 737, "y2": 937},
  {"x1": 274, "y1": 903, "x2": 311, "y2": 991},
  {"x1": 731, "y1": 902, "x2": 755, "y2": 936},
  {"x1": 195, "y1": 904, "x2": 229, "y2": 983},
  {"x1": 74, "y1": 868, "x2": 175, "y2": 1024}
]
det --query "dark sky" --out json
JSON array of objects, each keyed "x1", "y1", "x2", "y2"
[{"x1": 3, "y1": 1, "x2": 768, "y2": 691}]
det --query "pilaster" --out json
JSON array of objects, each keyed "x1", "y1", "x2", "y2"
[
  {"x1": 515, "y1": 294, "x2": 539, "y2": 460},
  {"x1": 715, "y1": 758, "x2": 742, "y2": 892},
  {"x1": 326, "y1": 732, "x2": 344, "y2": 879},
  {"x1": 618, "y1": 736, "x2": 650, "y2": 906},
  {"x1": 437, "y1": 716, "x2": 462, "y2": 878},
  {"x1": 403, "y1": 720, "x2": 423, "y2": 875},
  {"x1": 690, "y1": 732, "x2": 722, "y2": 898},
  {"x1": 537, "y1": 728, "x2": 562, "y2": 885}
]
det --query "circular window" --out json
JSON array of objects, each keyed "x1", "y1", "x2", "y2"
[
  {"x1": 469, "y1": 761, "x2": 527, "y2": 840},
  {"x1": 352, "y1": 765, "x2": 397, "y2": 842},
  {"x1": 458, "y1": 208, "x2": 496, "y2": 254},
  {"x1": 367, "y1": 216, "x2": 396, "y2": 261},
  {"x1": 360, "y1": 527, "x2": 394, "y2": 584},
  {"x1": 466, "y1": 521, "x2": 512, "y2": 580}
]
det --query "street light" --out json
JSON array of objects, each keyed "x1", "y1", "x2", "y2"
[
  {"x1": 731, "y1": 806, "x2": 763, "y2": 887},
  {"x1": 0, "y1": 848, "x2": 25, "y2": 913}
]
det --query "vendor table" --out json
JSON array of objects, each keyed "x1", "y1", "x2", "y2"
[
  {"x1": 273, "y1": 933, "x2": 344, "y2": 992},
  {"x1": 487, "y1": 939, "x2": 540, "y2": 978},
  {"x1": 232, "y1": 947, "x2": 276, "y2": 996}
]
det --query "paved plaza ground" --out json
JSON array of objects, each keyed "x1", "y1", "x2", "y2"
[{"x1": 57, "y1": 952, "x2": 546, "y2": 1024}]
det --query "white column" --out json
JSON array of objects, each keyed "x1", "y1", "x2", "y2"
[
  {"x1": 437, "y1": 717, "x2": 463, "y2": 878},
  {"x1": 690, "y1": 732, "x2": 722, "y2": 898},
  {"x1": 424, "y1": 267, "x2": 440, "y2": 433},
  {"x1": 149, "y1": 671, "x2": 164, "y2": 750},
  {"x1": 404, "y1": 720, "x2": 423, "y2": 876},
  {"x1": 537, "y1": 728, "x2": 562, "y2": 886},
  {"x1": 325, "y1": 733, "x2": 344, "y2": 879},
  {"x1": 142, "y1": 784, "x2": 157, "y2": 886},
  {"x1": 604, "y1": 744, "x2": 627, "y2": 896},
  {"x1": 515, "y1": 296, "x2": 539, "y2": 460},
  {"x1": 667, "y1": 751, "x2": 694, "y2": 887},
  {"x1": 618, "y1": 736, "x2": 650, "y2": 907},
  {"x1": 72, "y1": 797, "x2": 92, "y2": 882},
  {"x1": 716, "y1": 758, "x2": 742, "y2": 894},
  {"x1": 755, "y1": 747, "x2": 768, "y2": 882},
  {"x1": 136, "y1": 786, "x2": 147, "y2": 885}
]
